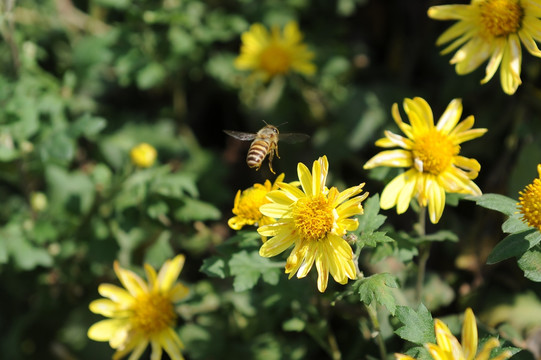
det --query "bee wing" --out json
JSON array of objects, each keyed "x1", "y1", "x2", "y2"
[
  {"x1": 279, "y1": 133, "x2": 310, "y2": 143},
  {"x1": 223, "y1": 130, "x2": 257, "y2": 141}
]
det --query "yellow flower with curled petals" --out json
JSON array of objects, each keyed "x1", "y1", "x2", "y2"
[
  {"x1": 130, "y1": 143, "x2": 157, "y2": 168},
  {"x1": 257, "y1": 155, "x2": 368, "y2": 292},
  {"x1": 88, "y1": 255, "x2": 189, "y2": 360},
  {"x1": 518, "y1": 164, "x2": 541, "y2": 232},
  {"x1": 428, "y1": 0, "x2": 541, "y2": 95},
  {"x1": 395, "y1": 308, "x2": 512, "y2": 360},
  {"x1": 235, "y1": 21, "x2": 316, "y2": 80},
  {"x1": 228, "y1": 173, "x2": 285, "y2": 231},
  {"x1": 364, "y1": 97, "x2": 486, "y2": 224}
]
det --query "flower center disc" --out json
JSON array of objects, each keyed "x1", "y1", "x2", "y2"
[
  {"x1": 478, "y1": 0, "x2": 523, "y2": 38},
  {"x1": 518, "y1": 177, "x2": 541, "y2": 231},
  {"x1": 293, "y1": 195, "x2": 335, "y2": 241},
  {"x1": 237, "y1": 185, "x2": 268, "y2": 221},
  {"x1": 412, "y1": 130, "x2": 458, "y2": 175},
  {"x1": 132, "y1": 292, "x2": 176, "y2": 336},
  {"x1": 260, "y1": 44, "x2": 291, "y2": 76}
]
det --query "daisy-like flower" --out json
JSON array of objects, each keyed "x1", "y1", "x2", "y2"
[
  {"x1": 518, "y1": 164, "x2": 541, "y2": 232},
  {"x1": 234, "y1": 21, "x2": 316, "y2": 80},
  {"x1": 228, "y1": 173, "x2": 285, "y2": 231},
  {"x1": 395, "y1": 308, "x2": 512, "y2": 360},
  {"x1": 257, "y1": 155, "x2": 368, "y2": 292},
  {"x1": 88, "y1": 255, "x2": 189, "y2": 360},
  {"x1": 130, "y1": 143, "x2": 157, "y2": 168},
  {"x1": 428, "y1": 0, "x2": 541, "y2": 95},
  {"x1": 363, "y1": 97, "x2": 486, "y2": 224}
]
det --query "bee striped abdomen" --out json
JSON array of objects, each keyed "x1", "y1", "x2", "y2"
[{"x1": 247, "y1": 140, "x2": 270, "y2": 169}]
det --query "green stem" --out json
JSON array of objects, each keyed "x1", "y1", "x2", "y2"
[
  {"x1": 366, "y1": 303, "x2": 387, "y2": 360},
  {"x1": 414, "y1": 206, "x2": 429, "y2": 305}
]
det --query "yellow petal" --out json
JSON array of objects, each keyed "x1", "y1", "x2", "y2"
[
  {"x1": 519, "y1": 28, "x2": 541, "y2": 57},
  {"x1": 258, "y1": 221, "x2": 291, "y2": 236},
  {"x1": 454, "y1": 37, "x2": 492, "y2": 75},
  {"x1": 427, "y1": 179, "x2": 446, "y2": 224},
  {"x1": 427, "y1": 4, "x2": 473, "y2": 20},
  {"x1": 436, "y1": 98, "x2": 462, "y2": 134},
  {"x1": 157, "y1": 254, "x2": 185, "y2": 293},
  {"x1": 170, "y1": 283, "x2": 190, "y2": 303},
  {"x1": 297, "y1": 162, "x2": 313, "y2": 196},
  {"x1": 452, "y1": 128, "x2": 487, "y2": 144},
  {"x1": 382, "y1": 130, "x2": 414, "y2": 149},
  {"x1": 89, "y1": 299, "x2": 121, "y2": 317},
  {"x1": 391, "y1": 103, "x2": 414, "y2": 139},
  {"x1": 380, "y1": 171, "x2": 408, "y2": 210},
  {"x1": 500, "y1": 34, "x2": 522, "y2": 95},
  {"x1": 396, "y1": 174, "x2": 417, "y2": 214},
  {"x1": 461, "y1": 308, "x2": 478, "y2": 360},
  {"x1": 363, "y1": 150, "x2": 413, "y2": 169},
  {"x1": 87, "y1": 319, "x2": 127, "y2": 342},
  {"x1": 481, "y1": 41, "x2": 504, "y2": 84},
  {"x1": 315, "y1": 249, "x2": 329, "y2": 292},
  {"x1": 260, "y1": 203, "x2": 290, "y2": 218},
  {"x1": 114, "y1": 262, "x2": 148, "y2": 297},
  {"x1": 98, "y1": 284, "x2": 134, "y2": 304},
  {"x1": 259, "y1": 227, "x2": 296, "y2": 257}
]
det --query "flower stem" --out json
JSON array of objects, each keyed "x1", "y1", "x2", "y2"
[
  {"x1": 415, "y1": 206, "x2": 429, "y2": 305},
  {"x1": 366, "y1": 303, "x2": 387, "y2": 360}
]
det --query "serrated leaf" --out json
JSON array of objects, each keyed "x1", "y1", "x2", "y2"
[
  {"x1": 395, "y1": 304, "x2": 436, "y2": 345},
  {"x1": 200, "y1": 256, "x2": 226, "y2": 278},
  {"x1": 359, "y1": 231, "x2": 394, "y2": 248},
  {"x1": 471, "y1": 193, "x2": 517, "y2": 216},
  {"x1": 229, "y1": 251, "x2": 281, "y2": 292},
  {"x1": 518, "y1": 248, "x2": 541, "y2": 282},
  {"x1": 402, "y1": 346, "x2": 433, "y2": 360},
  {"x1": 357, "y1": 194, "x2": 386, "y2": 233},
  {"x1": 487, "y1": 229, "x2": 537, "y2": 264},
  {"x1": 357, "y1": 273, "x2": 398, "y2": 315}
]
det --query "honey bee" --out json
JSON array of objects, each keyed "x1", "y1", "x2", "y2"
[{"x1": 224, "y1": 124, "x2": 309, "y2": 174}]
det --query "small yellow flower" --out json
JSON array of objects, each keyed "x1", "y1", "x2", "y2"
[
  {"x1": 258, "y1": 156, "x2": 368, "y2": 292},
  {"x1": 364, "y1": 97, "x2": 486, "y2": 224},
  {"x1": 88, "y1": 255, "x2": 189, "y2": 360},
  {"x1": 518, "y1": 164, "x2": 541, "y2": 232},
  {"x1": 395, "y1": 308, "x2": 512, "y2": 360},
  {"x1": 130, "y1": 143, "x2": 157, "y2": 168},
  {"x1": 235, "y1": 21, "x2": 316, "y2": 80},
  {"x1": 428, "y1": 0, "x2": 541, "y2": 95},
  {"x1": 228, "y1": 173, "x2": 285, "y2": 231}
]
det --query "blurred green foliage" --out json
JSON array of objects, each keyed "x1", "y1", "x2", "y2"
[{"x1": 1, "y1": 0, "x2": 541, "y2": 359}]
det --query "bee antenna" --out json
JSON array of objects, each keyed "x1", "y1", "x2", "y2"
[
  {"x1": 276, "y1": 122, "x2": 288, "y2": 128},
  {"x1": 262, "y1": 120, "x2": 269, "y2": 126}
]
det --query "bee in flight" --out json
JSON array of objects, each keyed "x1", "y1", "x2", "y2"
[{"x1": 224, "y1": 124, "x2": 309, "y2": 174}]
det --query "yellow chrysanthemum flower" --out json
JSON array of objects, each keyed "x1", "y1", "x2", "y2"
[
  {"x1": 364, "y1": 97, "x2": 486, "y2": 224},
  {"x1": 88, "y1": 255, "x2": 189, "y2": 360},
  {"x1": 395, "y1": 308, "x2": 512, "y2": 360},
  {"x1": 428, "y1": 0, "x2": 541, "y2": 95},
  {"x1": 234, "y1": 21, "x2": 316, "y2": 80},
  {"x1": 257, "y1": 156, "x2": 368, "y2": 292},
  {"x1": 130, "y1": 143, "x2": 157, "y2": 168},
  {"x1": 228, "y1": 173, "x2": 285, "y2": 231},
  {"x1": 518, "y1": 164, "x2": 541, "y2": 232}
]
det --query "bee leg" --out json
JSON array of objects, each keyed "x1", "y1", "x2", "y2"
[
  {"x1": 268, "y1": 148, "x2": 276, "y2": 174},
  {"x1": 275, "y1": 144, "x2": 280, "y2": 159}
]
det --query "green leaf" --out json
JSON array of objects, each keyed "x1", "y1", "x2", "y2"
[
  {"x1": 136, "y1": 62, "x2": 166, "y2": 90},
  {"x1": 395, "y1": 304, "x2": 436, "y2": 345},
  {"x1": 68, "y1": 113, "x2": 107, "y2": 139},
  {"x1": 471, "y1": 193, "x2": 518, "y2": 216},
  {"x1": 487, "y1": 229, "x2": 538, "y2": 264},
  {"x1": 40, "y1": 131, "x2": 76, "y2": 164},
  {"x1": 357, "y1": 194, "x2": 386, "y2": 233},
  {"x1": 200, "y1": 256, "x2": 226, "y2": 278},
  {"x1": 144, "y1": 232, "x2": 174, "y2": 267},
  {"x1": 174, "y1": 198, "x2": 221, "y2": 222},
  {"x1": 229, "y1": 250, "x2": 281, "y2": 292},
  {"x1": 502, "y1": 215, "x2": 530, "y2": 234},
  {"x1": 356, "y1": 273, "x2": 398, "y2": 315},
  {"x1": 359, "y1": 231, "x2": 394, "y2": 248},
  {"x1": 518, "y1": 248, "x2": 541, "y2": 282},
  {"x1": 151, "y1": 172, "x2": 199, "y2": 199},
  {"x1": 402, "y1": 346, "x2": 433, "y2": 360},
  {"x1": 422, "y1": 230, "x2": 459, "y2": 243}
]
